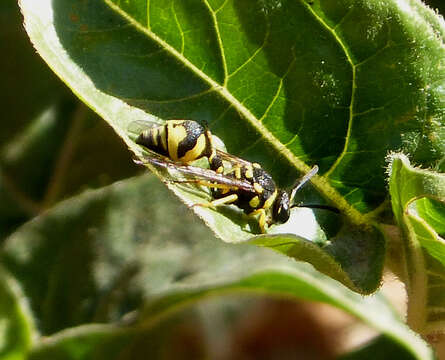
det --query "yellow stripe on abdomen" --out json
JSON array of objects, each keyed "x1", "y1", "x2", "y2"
[{"x1": 167, "y1": 122, "x2": 188, "y2": 161}]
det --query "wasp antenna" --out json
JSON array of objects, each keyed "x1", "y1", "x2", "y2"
[
  {"x1": 291, "y1": 203, "x2": 340, "y2": 214},
  {"x1": 289, "y1": 165, "x2": 318, "y2": 202}
]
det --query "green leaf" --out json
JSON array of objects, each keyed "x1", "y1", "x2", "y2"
[
  {"x1": 27, "y1": 325, "x2": 135, "y2": 360},
  {"x1": 19, "y1": 0, "x2": 444, "y2": 291},
  {"x1": 1, "y1": 176, "x2": 433, "y2": 359},
  {"x1": 388, "y1": 153, "x2": 445, "y2": 336},
  {"x1": 0, "y1": 268, "x2": 35, "y2": 360},
  {"x1": 250, "y1": 223, "x2": 384, "y2": 293},
  {"x1": 27, "y1": 311, "x2": 209, "y2": 360},
  {"x1": 20, "y1": 0, "x2": 445, "y2": 208}
]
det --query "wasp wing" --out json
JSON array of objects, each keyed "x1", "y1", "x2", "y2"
[
  {"x1": 137, "y1": 155, "x2": 256, "y2": 193},
  {"x1": 127, "y1": 119, "x2": 164, "y2": 141},
  {"x1": 215, "y1": 149, "x2": 255, "y2": 167},
  {"x1": 218, "y1": 150, "x2": 319, "y2": 198}
]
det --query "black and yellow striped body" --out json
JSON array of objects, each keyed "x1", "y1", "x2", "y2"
[{"x1": 136, "y1": 120, "x2": 223, "y2": 171}]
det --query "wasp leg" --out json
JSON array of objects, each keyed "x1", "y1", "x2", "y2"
[
  {"x1": 192, "y1": 194, "x2": 239, "y2": 209},
  {"x1": 170, "y1": 178, "x2": 239, "y2": 209},
  {"x1": 209, "y1": 194, "x2": 238, "y2": 207},
  {"x1": 225, "y1": 165, "x2": 242, "y2": 178},
  {"x1": 170, "y1": 179, "x2": 238, "y2": 191},
  {"x1": 248, "y1": 208, "x2": 267, "y2": 233}
]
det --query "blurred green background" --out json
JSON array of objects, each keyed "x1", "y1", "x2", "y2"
[{"x1": 0, "y1": 0, "x2": 141, "y2": 241}]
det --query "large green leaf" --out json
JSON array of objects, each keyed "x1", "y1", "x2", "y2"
[
  {"x1": 20, "y1": 0, "x2": 445, "y2": 207},
  {"x1": 389, "y1": 153, "x2": 445, "y2": 336},
  {"x1": 0, "y1": 175, "x2": 433, "y2": 359},
  {"x1": 19, "y1": 0, "x2": 444, "y2": 292}
]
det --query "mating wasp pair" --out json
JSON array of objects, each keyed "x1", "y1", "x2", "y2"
[{"x1": 129, "y1": 119, "x2": 337, "y2": 233}]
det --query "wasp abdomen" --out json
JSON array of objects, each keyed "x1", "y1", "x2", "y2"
[
  {"x1": 169, "y1": 120, "x2": 209, "y2": 163},
  {"x1": 136, "y1": 120, "x2": 215, "y2": 164},
  {"x1": 136, "y1": 126, "x2": 169, "y2": 157}
]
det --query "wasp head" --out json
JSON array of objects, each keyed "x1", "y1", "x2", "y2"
[{"x1": 272, "y1": 190, "x2": 290, "y2": 224}]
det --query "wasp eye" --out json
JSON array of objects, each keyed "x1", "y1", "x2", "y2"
[{"x1": 273, "y1": 191, "x2": 290, "y2": 223}]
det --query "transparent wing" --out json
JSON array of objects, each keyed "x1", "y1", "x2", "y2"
[
  {"x1": 219, "y1": 150, "x2": 319, "y2": 202},
  {"x1": 136, "y1": 155, "x2": 256, "y2": 193},
  {"x1": 127, "y1": 119, "x2": 163, "y2": 141},
  {"x1": 215, "y1": 149, "x2": 254, "y2": 167}
]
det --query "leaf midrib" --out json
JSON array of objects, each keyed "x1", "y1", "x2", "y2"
[{"x1": 103, "y1": 0, "x2": 367, "y2": 225}]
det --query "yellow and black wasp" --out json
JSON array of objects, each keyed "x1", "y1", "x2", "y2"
[{"x1": 129, "y1": 119, "x2": 338, "y2": 233}]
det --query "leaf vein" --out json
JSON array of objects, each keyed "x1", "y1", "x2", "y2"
[
  {"x1": 228, "y1": 22, "x2": 270, "y2": 79},
  {"x1": 171, "y1": 1, "x2": 185, "y2": 54},
  {"x1": 214, "y1": 0, "x2": 229, "y2": 14},
  {"x1": 301, "y1": 4, "x2": 356, "y2": 179},
  {"x1": 203, "y1": 0, "x2": 228, "y2": 85},
  {"x1": 333, "y1": 7, "x2": 354, "y2": 31},
  {"x1": 355, "y1": 26, "x2": 393, "y2": 68}
]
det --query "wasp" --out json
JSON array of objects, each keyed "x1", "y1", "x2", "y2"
[{"x1": 130, "y1": 119, "x2": 337, "y2": 233}]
